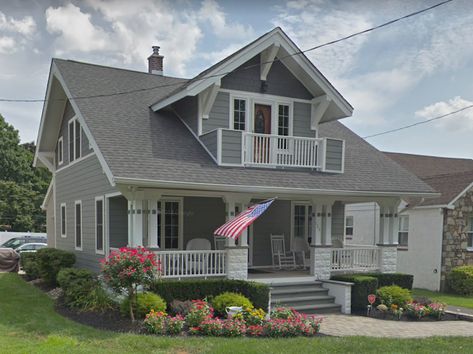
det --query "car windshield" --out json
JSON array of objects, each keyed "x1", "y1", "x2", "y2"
[{"x1": 1, "y1": 239, "x2": 23, "y2": 249}]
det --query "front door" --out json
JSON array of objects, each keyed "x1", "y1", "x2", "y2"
[
  {"x1": 157, "y1": 200, "x2": 181, "y2": 249},
  {"x1": 254, "y1": 104, "x2": 272, "y2": 163}
]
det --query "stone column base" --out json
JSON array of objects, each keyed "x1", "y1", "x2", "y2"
[
  {"x1": 226, "y1": 247, "x2": 248, "y2": 280},
  {"x1": 377, "y1": 244, "x2": 398, "y2": 273},
  {"x1": 310, "y1": 247, "x2": 332, "y2": 280}
]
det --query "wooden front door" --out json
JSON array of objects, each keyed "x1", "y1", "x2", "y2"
[{"x1": 254, "y1": 104, "x2": 271, "y2": 163}]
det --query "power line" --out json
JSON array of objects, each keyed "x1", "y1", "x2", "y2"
[
  {"x1": 0, "y1": 0, "x2": 453, "y2": 104},
  {"x1": 363, "y1": 103, "x2": 473, "y2": 139}
]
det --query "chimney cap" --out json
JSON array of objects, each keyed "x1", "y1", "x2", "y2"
[{"x1": 152, "y1": 46, "x2": 161, "y2": 55}]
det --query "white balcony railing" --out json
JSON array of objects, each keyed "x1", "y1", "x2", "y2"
[
  {"x1": 243, "y1": 132, "x2": 322, "y2": 168},
  {"x1": 331, "y1": 247, "x2": 379, "y2": 272},
  {"x1": 155, "y1": 250, "x2": 227, "y2": 278}
]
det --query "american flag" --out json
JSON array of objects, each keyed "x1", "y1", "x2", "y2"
[{"x1": 214, "y1": 198, "x2": 275, "y2": 239}]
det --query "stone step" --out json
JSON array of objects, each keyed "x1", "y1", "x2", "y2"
[
  {"x1": 271, "y1": 287, "x2": 329, "y2": 298},
  {"x1": 270, "y1": 281, "x2": 322, "y2": 288},
  {"x1": 271, "y1": 294, "x2": 335, "y2": 307},
  {"x1": 291, "y1": 303, "x2": 342, "y2": 314}
]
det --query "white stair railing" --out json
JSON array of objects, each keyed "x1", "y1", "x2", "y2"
[
  {"x1": 155, "y1": 250, "x2": 227, "y2": 278},
  {"x1": 331, "y1": 247, "x2": 379, "y2": 272}
]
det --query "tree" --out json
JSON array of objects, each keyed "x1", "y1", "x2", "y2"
[{"x1": 0, "y1": 114, "x2": 51, "y2": 232}]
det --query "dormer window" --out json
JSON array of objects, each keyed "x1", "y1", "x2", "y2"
[
  {"x1": 233, "y1": 98, "x2": 246, "y2": 131},
  {"x1": 278, "y1": 104, "x2": 289, "y2": 137},
  {"x1": 68, "y1": 117, "x2": 82, "y2": 163}
]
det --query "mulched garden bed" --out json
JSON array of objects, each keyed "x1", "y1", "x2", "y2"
[{"x1": 352, "y1": 309, "x2": 459, "y2": 322}]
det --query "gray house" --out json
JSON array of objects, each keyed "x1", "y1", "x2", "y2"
[{"x1": 35, "y1": 28, "x2": 436, "y2": 295}]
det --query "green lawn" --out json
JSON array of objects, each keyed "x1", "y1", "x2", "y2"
[
  {"x1": 412, "y1": 288, "x2": 473, "y2": 310},
  {"x1": 1, "y1": 274, "x2": 472, "y2": 354}
]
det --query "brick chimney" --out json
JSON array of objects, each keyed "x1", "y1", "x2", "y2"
[{"x1": 148, "y1": 46, "x2": 163, "y2": 75}]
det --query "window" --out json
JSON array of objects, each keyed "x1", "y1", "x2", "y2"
[
  {"x1": 57, "y1": 137, "x2": 63, "y2": 165},
  {"x1": 156, "y1": 199, "x2": 181, "y2": 249},
  {"x1": 233, "y1": 99, "x2": 246, "y2": 131},
  {"x1": 95, "y1": 197, "x2": 104, "y2": 253},
  {"x1": 292, "y1": 203, "x2": 312, "y2": 243},
  {"x1": 68, "y1": 118, "x2": 81, "y2": 163},
  {"x1": 467, "y1": 217, "x2": 473, "y2": 250},
  {"x1": 398, "y1": 215, "x2": 409, "y2": 247},
  {"x1": 60, "y1": 203, "x2": 66, "y2": 237},
  {"x1": 345, "y1": 216, "x2": 354, "y2": 239},
  {"x1": 75, "y1": 201, "x2": 82, "y2": 250},
  {"x1": 278, "y1": 104, "x2": 289, "y2": 136}
]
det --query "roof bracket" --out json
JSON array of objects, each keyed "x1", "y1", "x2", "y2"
[
  {"x1": 311, "y1": 95, "x2": 331, "y2": 129},
  {"x1": 260, "y1": 44, "x2": 280, "y2": 81},
  {"x1": 199, "y1": 81, "x2": 221, "y2": 120}
]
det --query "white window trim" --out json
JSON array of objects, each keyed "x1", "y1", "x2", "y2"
[
  {"x1": 68, "y1": 116, "x2": 81, "y2": 163},
  {"x1": 398, "y1": 215, "x2": 409, "y2": 248},
  {"x1": 57, "y1": 136, "x2": 63, "y2": 166},
  {"x1": 467, "y1": 218, "x2": 473, "y2": 251},
  {"x1": 229, "y1": 96, "x2": 249, "y2": 132},
  {"x1": 95, "y1": 196, "x2": 105, "y2": 255},
  {"x1": 276, "y1": 103, "x2": 293, "y2": 138},
  {"x1": 156, "y1": 197, "x2": 184, "y2": 250},
  {"x1": 345, "y1": 216, "x2": 354, "y2": 239},
  {"x1": 74, "y1": 200, "x2": 83, "y2": 251},
  {"x1": 290, "y1": 201, "x2": 311, "y2": 250},
  {"x1": 60, "y1": 202, "x2": 67, "y2": 238}
]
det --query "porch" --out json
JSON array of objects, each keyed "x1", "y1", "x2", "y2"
[{"x1": 106, "y1": 190, "x2": 400, "y2": 281}]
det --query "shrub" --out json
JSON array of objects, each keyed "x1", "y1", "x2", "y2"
[
  {"x1": 246, "y1": 324, "x2": 264, "y2": 337},
  {"x1": 150, "y1": 279, "x2": 269, "y2": 311},
  {"x1": 121, "y1": 292, "x2": 166, "y2": 319},
  {"x1": 101, "y1": 246, "x2": 160, "y2": 321},
  {"x1": 412, "y1": 296, "x2": 432, "y2": 306},
  {"x1": 427, "y1": 302, "x2": 446, "y2": 320},
  {"x1": 169, "y1": 299, "x2": 193, "y2": 316},
  {"x1": 36, "y1": 248, "x2": 75, "y2": 286},
  {"x1": 143, "y1": 310, "x2": 167, "y2": 334},
  {"x1": 448, "y1": 265, "x2": 473, "y2": 295},
  {"x1": 20, "y1": 252, "x2": 39, "y2": 279},
  {"x1": 233, "y1": 307, "x2": 266, "y2": 326},
  {"x1": 377, "y1": 285, "x2": 412, "y2": 307},
  {"x1": 211, "y1": 292, "x2": 253, "y2": 316},
  {"x1": 271, "y1": 306, "x2": 297, "y2": 320},
  {"x1": 365, "y1": 273, "x2": 414, "y2": 290},
  {"x1": 185, "y1": 299, "x2": 213, "y2": 327},
  {"x1": 198, "y1": 318, "x2": 224, "y2": 336},
  {"x1": 405, "y1": 303, "x2": 430, "y2": 319},
  {"x1": 221, "y1": 318, "x2": 246, "y2": 337},
  {"x1": 331, "y1": 275, "x2": 378, "y2": 310},
  {"x1": 166, "y1": 315, "x2": 185, "y2": 335}
]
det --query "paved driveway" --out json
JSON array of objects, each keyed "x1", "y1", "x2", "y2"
[{"x1": 320, "y1": 314, "x2": 473, "y2": 338}]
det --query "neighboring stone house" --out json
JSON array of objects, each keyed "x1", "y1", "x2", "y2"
[{"x1": 346, "y1": 152, "x2": 473, "y2": 291}]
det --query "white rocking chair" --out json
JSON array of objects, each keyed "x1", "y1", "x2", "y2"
[
  {"x1": 292, "y1": 237, "x2": 311, "y2": 269},
  {"x1": 270, "y1": 234, "x2": 296, "y2": 269}
]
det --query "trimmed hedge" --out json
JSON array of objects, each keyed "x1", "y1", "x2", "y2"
[
  {"x1": 448, "y1": 265, "x2": 473, "y2": 295},
  {"x1": 150, "y1": 279, "x2": 270, "y2": 311},
  {"x1": 365, "y1": 273, "x2": 414, "y2": 290},
  {"x1": 331, "y1": 275, "x2": 378, "y2": 311},
  {"x1": 20, "y1": 252, "x2": 40, "y2": 280},
  {"x1": 36, "y1": 248, "x2": 76, "y2": 286}
]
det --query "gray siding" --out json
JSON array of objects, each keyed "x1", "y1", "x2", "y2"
[
  {"x1": 183, "y1": 197, "x2": 226, "y2": 249},
  {"x1": 172, "y1": 96, "x2": 198, "y2": 134},
  {"x1": 331, "y1": 201, "x2": 345, "y2": 245},
  {"x1": 221, "y1": 129, "x2": 242, "y2": 165},
  {"x1": 202, "y1": 92, "x2": 230, "y2": 133},
  {"x1": 222, "y1": 55, "x2": 313, "y2": 100},
  {"x1": 325, "y1": 138, "x2": 344, "y2": 172},
  {"x1": 55, "y1": 154, "x2": 117, "y2": 272},
  {"x1": 56, "y1": 100, "x2": 93, "y2": 168},
  {"x1": 200, "y1": 130, "x2": 218, "y2": 160},
  {"x1": 109, "y1": 196, "x2": 128, "y2": 248},
  {"x1": 293, "y1": 102, "x2": 313, "y2": 138},
  {"x1": 252, "y1": 200, "x2": 291, "y2": 267}
]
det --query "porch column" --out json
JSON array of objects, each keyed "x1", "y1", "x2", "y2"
[
  {"x1": 128, "y1": 198, "x2": 144, "y2": 247},
  {"x1": 377, "y1": 200, "x2": 400, "y2": 273},
  {"x1": 148, "y1": 199, "x2": 159, "y2": 248},
  {"x1": 223, "y1": 196, "x2": 248, "y2": 280},
  {"x1": 309, "y1": 200, "x2": 333, "y2": 280}
]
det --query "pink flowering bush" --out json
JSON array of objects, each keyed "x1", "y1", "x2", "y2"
[
  {"x1": 185, "y1": 299, "x2": 214, "y2": 327},
  {"x1": 405, "y1": 302, "x2": 430, "y2": 319},
  {"x1": 222, "y1": 318, "x2": 246, "y2": 337},
  {"x1": 195, "y1": 318, "x2": 224, "y2": 336},
  {"x1": 143, "y1": 310, "x2": 167, "y2": 334},
  {"x1": 263, "y1": 312, "x2": 322, "y2": 337},
  {"x1": 101, "y1": 246, "x2": 160, "y2": 321},
  {"x1": 427, "y1": 302, "x2": 446, "y2": 320},
  {"x1": 270, "y1": 306, "x2": 297, "y2": 320},
  {"x1": 166, "y1": 315, "x2": 185, "y2": 335}
]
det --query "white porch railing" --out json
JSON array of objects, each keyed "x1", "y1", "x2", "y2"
[
  {"x1": 331, "y1": 247, "x2": 379, "y2": 272},
  {"x1": 243, "y1": 132, "x2": 322, "y2": 168},
  {"x1": 155, "y1": 250, "x2": 227, "y2": 278}
]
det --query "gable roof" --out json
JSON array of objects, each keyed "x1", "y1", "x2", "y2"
[
  {"x1": 385, "y1": 152, "x2": 473, "y2": 206},
  {"x1": 45, "y1": 58, "x2": 435, "y2": 197},
  {"x1": 151, "y1": 27, "x2": 353, "y2": 122}
]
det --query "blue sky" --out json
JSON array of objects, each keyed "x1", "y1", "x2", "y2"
[{"x1": 1, "y1": 0, "x2": 472, "y2": 158}]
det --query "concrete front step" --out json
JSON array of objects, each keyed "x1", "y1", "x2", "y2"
[
  {"x1": 271, "y1": 286, "x2": 329, "y2": 297},
  {"x1": 291, "y1": 303, "x2": 342, "y2": 314},
  {"x1": 272, "y1": 294, "x2": 335, "y2": 307}
]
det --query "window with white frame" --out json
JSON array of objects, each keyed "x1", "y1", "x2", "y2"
[
  {"x1": 278, "y1": 104, "x2": 290, "y2": 149},
  {"x1": 60, "y1": 203, "x2": 67, "y2": 237},
  {"x1": 292, "y1": 203, "x2": 312, "y2": 243},
  {"x1": 57, "y1": 137, "x2": 63, "y2": 165},
  {"x1": 95, "y1": 197, "x2": 104, "y2": 253},
  {"x1": 467, "y1": 217, "x2": 473, "y2": 250},
  {"x1": 233, "y1": 99, "x2": 246, "y2": 131},
  {"x1": 398, "y1": 215, "x2": 409, "y2": 247},
  {"x1": 68, "y1": 118, "x2": 82, "y2": 163},
  {"x1": 75, "y1": 200, "x2": 82, "y2": 250},
  {"x1": 345, "y1": 216, "x2": 354, "y2": 239}
]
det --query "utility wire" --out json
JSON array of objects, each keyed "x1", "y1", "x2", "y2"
[
  {"x1": 363, "y1": 103, "x2": 473, "y2": 139},
  {"x1": 0, "y1": 0, "x2": 453, "y2": 104}
]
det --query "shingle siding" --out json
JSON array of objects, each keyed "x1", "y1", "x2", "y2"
[
  {"x1": 202, "y1": 92, "x2": 230, "y2": 133},
  {"x1": 55, "y1": 154, "x2": 117, "y2": 272}
]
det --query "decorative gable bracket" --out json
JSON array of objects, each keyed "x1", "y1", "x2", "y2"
[
  {"x1": 311, "y1": 95, "x2": 332, "y2": 130},
  {"x1": 260, "y1": 43, "x2": 280, "y2": 81},
  {"x1": 199, "y1": 80, "x2": 221, "y2": 120}
]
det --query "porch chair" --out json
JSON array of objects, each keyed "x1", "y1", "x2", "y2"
[
  {"x1": 292, "y1": 237, "x2": 311, "y2": 269},
  {"x1": 270, "y1": 234, "x2": 296, "y2": 269},
  {"x1": 186, "y1": 238, "x2": 212, "y2": 275},
  {"x1": 214, "y1": 236, "x2": 227, "y2": 250}
]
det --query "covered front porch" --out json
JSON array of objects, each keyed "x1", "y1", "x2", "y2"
[{"x1": 106, "y1": 187, "x2": 401, "y2": 281}]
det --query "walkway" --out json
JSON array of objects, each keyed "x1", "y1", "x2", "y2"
[{"x1": 320, "y1": 314, "x2": 473, "y2": 338}]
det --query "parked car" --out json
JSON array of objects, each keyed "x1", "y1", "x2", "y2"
[
  {"x1": 0, "y1": 236, "x2": 47, "y2": 250},
  {"x1": 14, "y1": 242, "x2": 47, "y2": 253}
]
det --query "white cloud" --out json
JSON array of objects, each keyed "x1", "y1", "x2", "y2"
[
  {"x1": 45, "y1": 4, "x2": 110, "y2": 54},
  {"x1": 415, "y1": 96, "x2": 473, "y2": 131},
  {"x1": 0, "y1": 36, "x2": 15, "y2": 54},
  {"x1": 0, "y1": 12, "x2": 36, "y2": 37}
]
